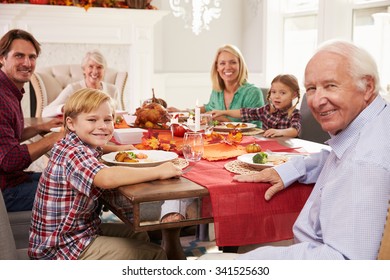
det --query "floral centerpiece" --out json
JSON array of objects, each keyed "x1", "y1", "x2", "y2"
[{"x1": 3, "y1": 0, "x2": 157, "y2": 10}]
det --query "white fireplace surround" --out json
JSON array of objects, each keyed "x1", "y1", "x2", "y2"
[{"x1": 0, "y1": 4, "x2": 169, "y2": 114}]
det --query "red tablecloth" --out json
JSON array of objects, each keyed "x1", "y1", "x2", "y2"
[
  {"x1": 183, "y1": 138, "x2": 314, "y2": 247},
  {"x1": 112, "y1": 128, "x2": 313, "y2": 246}
]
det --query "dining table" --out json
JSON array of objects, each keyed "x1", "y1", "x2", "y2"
[
  {"x1": 26, "y1": 117, "x2": 330, "y2": 260},
  {"x1": 99, "y1": 124, "x2": 330, "y2": 260}
]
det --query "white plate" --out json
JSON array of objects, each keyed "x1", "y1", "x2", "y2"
[
  {"x1": 237, "y1": 152, "x2": 297, "y2": 170},
  {"x1": 50, "y1": 127, "x2": 62, "y2": 133},
  {"x1": 101, "y1": 150, "x2": 178, "y2": 167},
  {"x1": 170, "y1": 112, "x2": 189, "y2": 118},
  {"x1": 214, "y1": 122, "x2": 257, "y2": 132}
]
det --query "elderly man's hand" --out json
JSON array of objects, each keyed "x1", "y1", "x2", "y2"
[{"x1": 233, "y1": 168, "x2": 285, "y2": 201}]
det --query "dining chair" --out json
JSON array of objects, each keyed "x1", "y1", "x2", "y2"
[
  {"x1": 260, "y1": 87, "x2": 269, "y2": 104},
  {"x1": 378, "y1": 200, "x2": 390, "y2": 259},
  {"x1": 29, "y1": 64, "x2": 128, "y2": 117},
  {"x1": 0, "y1": 191, "x2": 29, "y2": 260},
  {"x1": 298, "y1": 93, "x2": 329, "y2": 144}
]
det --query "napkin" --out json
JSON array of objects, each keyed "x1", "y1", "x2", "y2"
[{"x1": 202, "y1": 143, "x2": 247, "y2": 161}]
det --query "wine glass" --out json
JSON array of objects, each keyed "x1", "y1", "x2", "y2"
[
  {"x1": 201, "y1": 113, "x2": 213, "y2": 136},
  {"x1": 182, "y1": 132, "x2": 204, "y2": 172}
]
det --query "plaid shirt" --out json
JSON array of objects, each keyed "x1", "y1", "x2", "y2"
[
  {"x1": 0, "y1": 70, "x2": 32, "y2": 191},
  {"x1": 240, "y1": 104, "x2": 302, "y2": 133},
  {"x1": 28, "y1": 132, "x2": 107, "y2": 260}
]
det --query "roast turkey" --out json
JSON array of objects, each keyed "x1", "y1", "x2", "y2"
[{"x1": 134, "y1": 100, "x2": 170, "y2": 129}]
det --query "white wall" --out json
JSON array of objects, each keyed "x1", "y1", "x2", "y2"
[
  {"x1": 151, "y1": 0, "x2": 265, "y2": 110},
  {"x1": 0, "y1": 4, "x2": 168, "y2": 114},
  {"x1": 154, "y1": 0, "x2": 245, "y2": 72}
]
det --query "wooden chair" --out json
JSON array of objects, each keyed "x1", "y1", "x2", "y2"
[
  {"x1": 0, "y1": 191, "x2": 29, "y2": 260},
  {"x1": 378, "y1": 200, "x2": 390, "y2": 259},
  {"x1": 29, "y1": 64, "x2": 128, "y2": 117},
  {"x1": 260, "y1": 87, "x2": 269, "y2": 104},
  {"x1": 299, "y1": 93, "x2": 329, "y2": 144}
]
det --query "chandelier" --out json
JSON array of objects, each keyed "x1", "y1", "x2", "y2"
[{"x1": 169, "y1": 0, "x2": 222, "y2": 35}]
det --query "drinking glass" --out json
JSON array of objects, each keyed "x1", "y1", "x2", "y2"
[
  {"x1": 201, "y1": 113, "x2": 213, "y2": 136},
  {"x1": 182, "y1": 132, "x2": 204, "y2": 163}
]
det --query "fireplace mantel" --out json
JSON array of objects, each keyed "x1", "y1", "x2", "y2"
[{"x1": 0, "y1": 4, "x2": 169, "y2": 113}]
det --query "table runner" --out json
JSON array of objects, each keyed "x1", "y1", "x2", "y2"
[
  {"x1": 112, "y1": 128, "x2": 313, "y2": 246},
  {"x1": 182, "y1": 139, "x2": 314, "y2": 247}
]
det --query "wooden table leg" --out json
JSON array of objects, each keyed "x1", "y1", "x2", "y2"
[{"x1": 161, "y1": 228, "x2": 186, "y2": 260}]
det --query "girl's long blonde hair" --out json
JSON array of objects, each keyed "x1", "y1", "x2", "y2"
[{"x1": 267, "y1": 74, "x2": 300, "y2": 118}]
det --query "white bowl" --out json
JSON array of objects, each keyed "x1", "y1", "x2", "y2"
[
  {"x1": 122, "y1": 114, "x2": 137, "y2": 125},
  {"x1": 113, "y1": 128, "x2": 147, "y2": 144},
  {"x1": 115, "y1": 110, "x2": 128, "y2": 116}
]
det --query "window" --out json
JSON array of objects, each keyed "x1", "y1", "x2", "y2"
[
  {"x1": 283, "y1": 0, "x2": 319, "y2": 12},
  {"x1": 266, "y1": 0, "x2": 390, "y2": 93},
  {"x1": 352, "y1": 1, "x2": 390, "y2": 91},
  {"x1": 282, "y1": 0, "x2": 319, "y2": 88},
  {"x1": 283, "y1": 15, "x2": 318, "y2": 79}
]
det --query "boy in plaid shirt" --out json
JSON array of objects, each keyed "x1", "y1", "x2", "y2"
[{"x1": 29, "y1": 89, "x2": 182, "y2": 260}]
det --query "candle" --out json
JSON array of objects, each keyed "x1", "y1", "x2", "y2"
[{"x1": 195, "y1": 99, "x2": 200, "y2": 132}]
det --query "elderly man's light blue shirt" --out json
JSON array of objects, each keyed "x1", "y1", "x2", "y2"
[{"x1": 238, "y1": 96, "x2": 390, "y2": 259}]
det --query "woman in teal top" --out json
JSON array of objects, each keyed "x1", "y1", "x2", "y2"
[{"x1": 203, "y1": 44, "x2": 264, "y2": 127}]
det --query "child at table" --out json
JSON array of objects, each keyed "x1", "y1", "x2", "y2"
[
  {"x1": 28, "y1": 88, "x2": 182, "y2": 260},
  {"x1": 211, "y1": 74, "x2": 302, "y2": 138}
]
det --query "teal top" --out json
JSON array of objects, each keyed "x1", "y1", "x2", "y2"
[{"x1": 204, "y1": 82, "x2": 265, "y2": 127}]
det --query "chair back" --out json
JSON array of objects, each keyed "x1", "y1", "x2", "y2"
[
  {"x1": 30, "y1": 64, "x2": 128, "y2": 117},
  {"x1": 0, "y1": 191, "x2": 18, "y2": 260},
  {"x1": 299, "y1": 93, "x2": 329, "y2": 144},
  {"x1": 260, "y1": 87, "x2": 269, "y2": 104},
  {"x1": 378, "y1": 200, "x2": 390, "y2": 259}
]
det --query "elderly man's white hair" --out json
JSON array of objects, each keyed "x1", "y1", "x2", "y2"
[{"x1": 310, "y1": 40, "x2": 381, "y2": 94}]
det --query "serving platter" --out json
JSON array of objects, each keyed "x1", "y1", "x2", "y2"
[
  {"x1": 213, "y1": 122, "x2": 257, "y2": 132},
  {"x1": 101, "y1": 150, "x2": 178, "y2": 167}
]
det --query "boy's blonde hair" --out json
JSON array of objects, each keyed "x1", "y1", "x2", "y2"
[
  {"x1": 63, "y1": 88, "x2": 116, "y2": 132},
  {"x1": 210, "y1": 44, "x2": 248, "y2": 92},
  {"x1": 267, "y1": 74, "x2": 300, "y2": 118}
]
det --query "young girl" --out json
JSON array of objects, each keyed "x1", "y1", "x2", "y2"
[
  {"x1": 211, "y1": 74, "x2": 301, "y2": 138},
  {"x1": 28, "y1": 88, "x2": 182, "y2": 260}
]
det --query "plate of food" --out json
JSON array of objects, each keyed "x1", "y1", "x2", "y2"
[
  {"x1": 213, "y1": 122, "x2": 257, "y2": 132},
  {"x1": 50, "y1": 127, "x2": 63, "y2": 133},
  {"x1": 170, "y1": 112, "x2": 190, "y2": 123},
  {"x1": 237, "y1": 152, "x2": 298, "y2": 169},
  {"x1": 101, "y1": 150, "x2": 178, "y2": 167},
  {"x1": 170, "y1": 112, "x2": 189, "y2": 118}
]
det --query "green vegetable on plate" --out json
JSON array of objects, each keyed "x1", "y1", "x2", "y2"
[
  {"x1": 252, "y1": 152, "x2": 268, "y2": 164},
  {"x1": 126, "y1": 151, "x2": 137, "y2": 159}
]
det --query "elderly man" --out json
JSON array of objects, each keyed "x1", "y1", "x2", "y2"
[
  {"x1": 203, "y1": 40, "x2": 390, "y2": 260},
  {"x1": 0, "y1": 29, "x2": 63, "y2": 212}
]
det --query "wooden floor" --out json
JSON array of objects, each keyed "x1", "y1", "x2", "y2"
[
  {"x1": 101, "y1": 211, "x2": 293, "y2": 260},
  {"x1": 180, "y1": 224, "x2": 293, "y2": 260}
]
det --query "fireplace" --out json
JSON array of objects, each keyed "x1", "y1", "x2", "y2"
[{"x1": 0, "y1": 4, "x2": 168, "y2": 114}]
